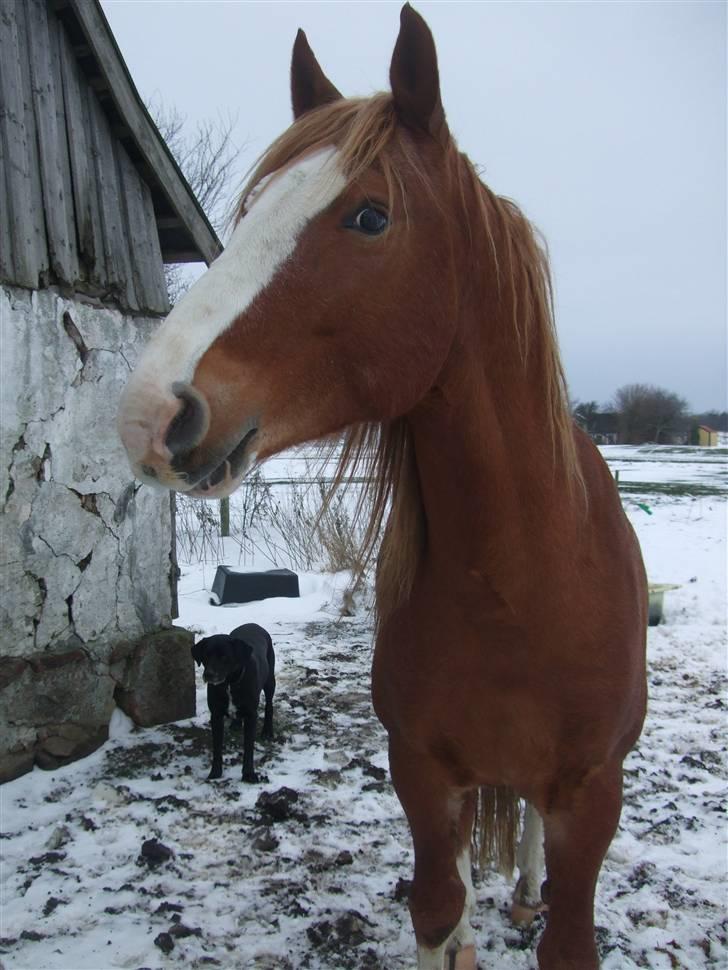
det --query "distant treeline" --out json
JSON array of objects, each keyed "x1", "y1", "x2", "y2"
[{"x1": 573, "y1": 384, "x2": 727, "y2": 444}]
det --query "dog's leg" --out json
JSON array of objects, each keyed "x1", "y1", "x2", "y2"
[
  {"x1": 262, "y1": 681, "x2": 275, "y2": 740},
  {"x1": 208, "y1": 684, "x2": 227, "y2": 780},
  {"x1": 209, "y1": 711, "x2": 224, "y2": 779},
  {"x1": 241, "y1": 707, "x2": 258, "y2": 782}
]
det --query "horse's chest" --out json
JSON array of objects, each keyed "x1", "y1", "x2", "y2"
[{"x1": 372, "y1": 610, "x2": 567, "y2": 780}]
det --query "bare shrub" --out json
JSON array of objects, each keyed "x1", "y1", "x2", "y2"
[
  {"x1": 175, "y1": 497, "x2": 225, "y2": 564},
  {"x1": 175, "y1": 456, "x2": 379, "y2": 610}
]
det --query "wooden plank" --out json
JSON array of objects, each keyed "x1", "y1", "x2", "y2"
[
  {"x1": 57, "y1": 17, "x2": 101, "y2": 281},
  {"x1": 68, "y1": 0, "x2": 221, "y2": 266},
  {"x1": 47, "y1": 2, "x2": 80, "y2": 282},
  {"x1": 138, "y1": 174, "x2": 169, "y2": 313},
  {"x1": 0, "y1": 47, "x2": 12, "y2": 282},
  {"x1": 0, "y1": 0, "x2": 48, "y2": 287},
  {"x1": 85, "y1": 83, "x2": 138, "y2": 310},
  {"x1": 26, "y1": 0, "x2": 78, "y2": 282},
  {"x1": 75, "y1": 42, "x2": 109, "y2": 290},
  {"x1": 115, "y1": 140, "x2": 168, "y2": 314}
]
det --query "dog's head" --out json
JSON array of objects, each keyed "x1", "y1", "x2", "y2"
[{"x1": 191, "y1": 635, "x2": 245, "y2": 686}]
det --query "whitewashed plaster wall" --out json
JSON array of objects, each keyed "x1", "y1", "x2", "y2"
[{"x1": 0, "y1": 284, "x2": 193, "y2": 781}]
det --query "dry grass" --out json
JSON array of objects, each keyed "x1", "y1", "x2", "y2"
[{"x1": 175, "y1": 462, "x2": 376, "y2": 583}]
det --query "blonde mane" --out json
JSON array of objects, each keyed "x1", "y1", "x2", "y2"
[{"x1": 239, "y1": 96, "x2": 580, "y2": 621}]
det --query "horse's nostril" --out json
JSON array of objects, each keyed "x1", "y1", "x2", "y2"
[{"x1": 165, "y1": 382, "x2": 211, "y2": 457}]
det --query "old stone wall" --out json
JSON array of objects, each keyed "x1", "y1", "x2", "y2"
[{"x1": 0, "y1": 284, "x2": 195, "y2": 782}]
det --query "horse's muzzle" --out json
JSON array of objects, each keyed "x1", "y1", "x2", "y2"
[{"x1": 118, "y1": 380, "x2": 258, "y2": 497}]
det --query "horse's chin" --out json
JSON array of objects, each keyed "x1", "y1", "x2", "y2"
[{"x1": 183, "y1": 427, "x2": 259, "y2": 499}]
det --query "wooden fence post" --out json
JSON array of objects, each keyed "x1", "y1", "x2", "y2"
[{"x1": 220, "y1": 497, "x2": 230, "y2": 537}]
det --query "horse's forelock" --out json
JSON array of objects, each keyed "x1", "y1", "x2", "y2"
[{"x1": 235, "y1": 95, "x2": 423, "y2": 228}]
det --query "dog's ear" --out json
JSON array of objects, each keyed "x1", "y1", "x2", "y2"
[{"x1": 191, "y1": 640, "x2": 204, "y2": 666}]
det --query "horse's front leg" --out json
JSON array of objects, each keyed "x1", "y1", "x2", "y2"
[
  {"x1": 536, "y1": 760, "x2": 623, "y2": 970},
  {"x1": 389, "y1": 735, "x2": 477, "y2": 970}
]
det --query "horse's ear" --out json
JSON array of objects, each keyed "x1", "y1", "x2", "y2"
[
  {"x1": 389, "y1": 4, "x2": 448, "y2": 145},
  {"x1": 291, "y1": 29, "x2": 342, "y2": 120}
]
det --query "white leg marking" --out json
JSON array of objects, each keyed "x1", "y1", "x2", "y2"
[
  {"x1": 453, "y1": 848, "x2": 476, "y2": 948},
  {"x1": 415, "y1": 848, "x2": 476, "y2": 970},
  {"x1": 515, "y1": 801, "x2": 545, "y2": 907},
  {"x1": 417, "y1": 940, "x2": 447, "y2": 970}
]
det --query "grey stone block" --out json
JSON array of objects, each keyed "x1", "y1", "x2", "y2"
[{"x1": 114, "y1": 628, "x2": 196, "y2": 728}]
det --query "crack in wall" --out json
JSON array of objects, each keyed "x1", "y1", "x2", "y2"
[
  {"x1": 4, "y1": 433, "x2": 27, "y2": 507},
  {"x1": 66, "y1": 593, "x2": 75, "y2": 628},
  {"x1": 3, "y1": 409, "x2": 68, "y2": 510},
  {"x1": 32, "y1": 545, "x2": 86, "y2": 647},
  {"x1": 26, "y1": 573, "x2": 48, "y2": 650},
  {"x1": 114, "y1": 482, "x2": 139, "y2": 525},
  {"x1": 36, "y1": 534, "x2": 78, "y2": 567},
  {"x1": 62, "y1": 311, "x2": 89, "y2": 366},
  {"x1": 66, "y1": 487, "x2": 123, "y2": 542},
  {"x1": 31, "y1": 443, "x2": 52, "y2": 483},
  {"x1": 72, "y1": 489, "x2": 100, "y2": 517}
]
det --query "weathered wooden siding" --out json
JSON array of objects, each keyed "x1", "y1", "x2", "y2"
[{"x1": 0, "y1": 0, "x2": 168, "y2": 313}]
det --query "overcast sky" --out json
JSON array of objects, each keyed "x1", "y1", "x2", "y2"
[{"x1": 102, "y1": 1, "x2": 726, "y2": 413}]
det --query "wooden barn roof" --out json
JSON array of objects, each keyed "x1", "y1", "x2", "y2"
[{"x1": 55, "y1": 0, "x2": 222, "y2": 266}]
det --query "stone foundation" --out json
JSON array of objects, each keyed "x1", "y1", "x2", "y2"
[{"x1": 0, "y1": 628, "x2": 195, "y2": 783}]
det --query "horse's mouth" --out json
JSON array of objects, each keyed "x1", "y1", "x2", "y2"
[{"x1": 182, "y1": 426, "x2": 259, "y2": 498}]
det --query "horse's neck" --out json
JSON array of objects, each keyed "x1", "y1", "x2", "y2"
[{"x1": 409, "y1": 336, "x2": 578, "y2": 607}]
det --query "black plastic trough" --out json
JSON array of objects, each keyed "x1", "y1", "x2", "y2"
[{"x1": 209, "y1": 566, "x2": 300, "y2": 606}]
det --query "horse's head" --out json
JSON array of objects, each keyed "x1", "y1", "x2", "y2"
[{"x1": 119, "y1": 4, "x2": 462, "y2": 498}]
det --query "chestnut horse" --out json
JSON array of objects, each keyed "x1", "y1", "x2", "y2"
[{"x1": 119, "y1": 6, "x2": 647, "y2": 968}]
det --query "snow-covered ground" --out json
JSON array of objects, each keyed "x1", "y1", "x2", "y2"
[{"x1": 2, "y1": 449, "x2": 726, "y2": 969}]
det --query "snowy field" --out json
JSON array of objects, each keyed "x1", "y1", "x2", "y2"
[{"x1": 1, "y1": 448, "x2": 726, "y2": 969}]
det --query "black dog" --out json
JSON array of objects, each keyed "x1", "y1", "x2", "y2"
[{"x1": 191, "y1": 624, "x2": 275, "y2": 782}]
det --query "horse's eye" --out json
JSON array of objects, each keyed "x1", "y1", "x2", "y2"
[{"x1": 350, "y1": 206, "x2": 389, "y2": 235}]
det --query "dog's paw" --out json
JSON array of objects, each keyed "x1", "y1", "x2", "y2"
[
  {"x1": 207, "y1": 767, "x2": 223, "y2": 780},
  {"x1": 242, "y1": 771, "x2": 260, "y2": 784}
]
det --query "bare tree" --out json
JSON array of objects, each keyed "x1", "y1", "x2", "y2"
[
  {"x1": 572, "y1": 400, "x2": 601, "y2": 435},
  {"x1": 150, "y1": 100, "x2": 240, "y2": 305},
  {"x1": 612, "y1": 383, "x2": 689, "y2": 444}
]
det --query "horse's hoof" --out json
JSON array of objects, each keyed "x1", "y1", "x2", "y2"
[
  {"x1": 510, "y1": 900, "x2": 548, "y2": 926},
  {"x1": 452, "y1": 944, "x2": 477, "y2": 970}
]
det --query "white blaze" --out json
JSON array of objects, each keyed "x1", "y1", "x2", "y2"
[{"x1": 127, "y1": 147, "x2": 346, "y2": 393}]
